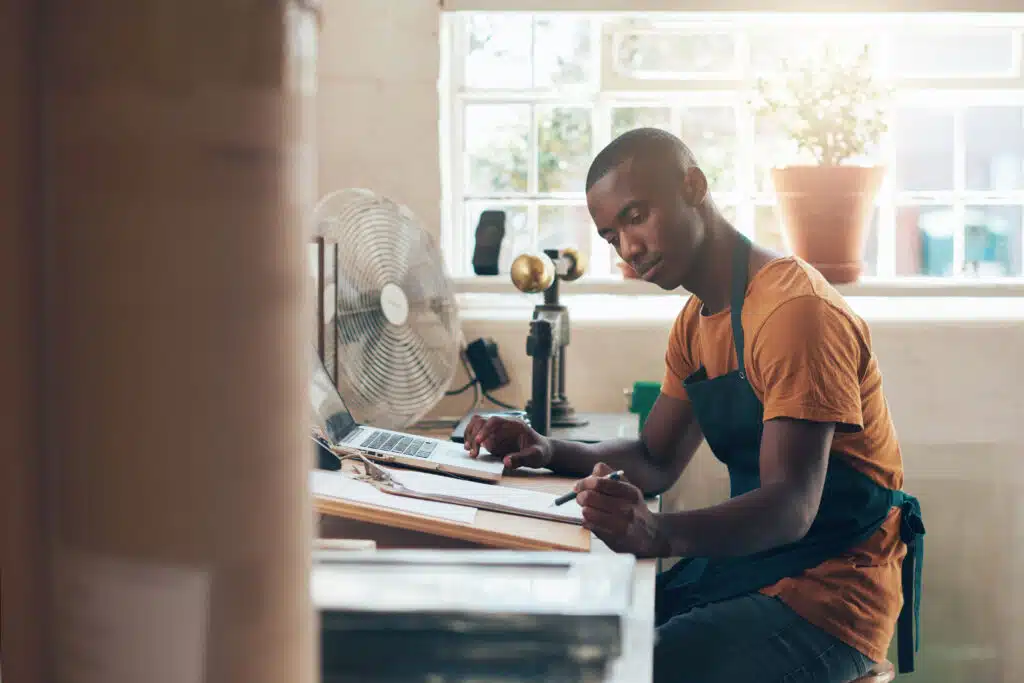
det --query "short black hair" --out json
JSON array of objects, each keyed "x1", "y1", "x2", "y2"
[{"x1": 585, "y1": 127, "x2": 698, "y2": 193}]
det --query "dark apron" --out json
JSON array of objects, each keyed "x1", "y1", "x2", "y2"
[{"x1": 655, "y1": 234, "x2": 925, "y2": 674}]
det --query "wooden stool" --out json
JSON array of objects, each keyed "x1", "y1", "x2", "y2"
[{"x1": 850, "y1": 660, "x2": 895, "y2": 683}]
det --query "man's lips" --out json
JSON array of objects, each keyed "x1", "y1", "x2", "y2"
[{"x1": 635, "y1": 259, "x2": 663, "y2": 281}]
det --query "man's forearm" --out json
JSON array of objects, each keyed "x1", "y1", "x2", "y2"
[
  {"x1": 546, "y1": 437, "x2": 676, "y2": 495},
  {"x1": 657, "y1": 482, "x2": 813, "y2": 558}
]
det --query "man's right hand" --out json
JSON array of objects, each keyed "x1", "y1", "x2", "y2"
[{"x1": 463, "y1": 415, "x2": 553, "y2": 471}]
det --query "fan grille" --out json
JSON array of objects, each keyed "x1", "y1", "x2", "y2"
[{"x1": 315, "y1": 189, "x2": 459, "y2": 430}]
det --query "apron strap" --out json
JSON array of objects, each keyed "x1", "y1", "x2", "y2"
[
  {"x1": 894, "y1": 493, "x2": 926, "y2": 674},
  {"x1": 730, "y1": 233, "x2": 752, "y2": 379}
]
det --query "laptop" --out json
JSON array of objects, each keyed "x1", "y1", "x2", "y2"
[{"x1": 309, "y1": 348, "x2": 505, "y2": 483}]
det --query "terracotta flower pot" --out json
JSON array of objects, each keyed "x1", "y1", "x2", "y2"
[{"x1": 770, "y1": 165, "x2": 886, "y2": 284}]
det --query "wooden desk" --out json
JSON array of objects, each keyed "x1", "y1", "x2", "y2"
[{"x1": 317, "y1": 461, "x2": 657, "y2": 683}]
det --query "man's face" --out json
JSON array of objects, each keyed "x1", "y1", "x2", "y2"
[{"x1": 586, "y1": 156, "x2": 707, "y2": 290}]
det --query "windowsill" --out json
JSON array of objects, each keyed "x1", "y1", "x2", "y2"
[
  {"x1": 452, "y1": 275, "x2": 1024, "y2": 299},
  {"x1": 453, "y1": 277, "x2": 1024, "y2": 324}
]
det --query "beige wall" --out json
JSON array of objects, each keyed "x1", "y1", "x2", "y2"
[{"x1": 320, "y1": 2, "x2": 1024, "y2": 680}]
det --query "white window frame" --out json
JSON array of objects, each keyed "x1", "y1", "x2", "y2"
[{"x1": 441, "y1": 11, "x2": 1024, "y2": 298}]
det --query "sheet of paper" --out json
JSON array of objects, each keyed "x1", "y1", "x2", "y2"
[
  {"x1": 310, "y1": 470, "x2": 478, "y2": 525},
  {"x1": 385, "y1": 467, "x2": 585, "y2": 524}
]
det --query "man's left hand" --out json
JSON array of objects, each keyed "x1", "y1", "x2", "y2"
[{"x1": 575, "y1": 463, "x2": 668, "y2": 558}]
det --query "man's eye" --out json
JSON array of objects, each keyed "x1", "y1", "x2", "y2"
[{"x1": 627, "y1": 210, "x2": 645, "y2": 224}]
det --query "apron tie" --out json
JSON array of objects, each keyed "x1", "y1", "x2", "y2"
[{"x1": 896, "y1": 496, "x2": 926, "y2": 674}]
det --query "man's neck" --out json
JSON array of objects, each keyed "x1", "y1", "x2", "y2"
[{"x1": 683, "y1": 218, "x2": 739, "y2": 315}]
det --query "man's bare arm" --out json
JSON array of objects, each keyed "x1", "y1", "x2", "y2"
[
  {"x1": 545, "y1": 393, "x2": 704, "y2": 495},
  {"x1": 655, "y1": 417, "x2": 833, "y2": 558}
]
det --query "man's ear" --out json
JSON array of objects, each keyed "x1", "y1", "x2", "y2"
[{"x1": 681, "y1": 166, "x2": 708, "y2": 207}]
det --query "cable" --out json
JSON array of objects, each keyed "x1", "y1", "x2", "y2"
[
  {"x1": 444, "y1": 349, "x2": 479, "y2": 397},
  {"x1": 481, "y1": 393, "x2": 516, "y2": 409},
  {"x1": 445, "y1": 378, "x2": 477, "y2": 396},
  {"x1": 413, "y1": 350, "x2": 484, "y2": 432}
]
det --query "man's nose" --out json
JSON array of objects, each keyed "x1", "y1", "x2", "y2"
[{"x1": 619, "y1": 232, "x2": 644, "y2": 263}]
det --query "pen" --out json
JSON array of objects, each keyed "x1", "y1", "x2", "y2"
[{"x1": 551, "y1": 470, "x2": 625, "y2": 507}]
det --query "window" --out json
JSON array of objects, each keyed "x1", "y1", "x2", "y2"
[{"x1": 442, "y1": 12, "x2": 1024, "y2": 283}]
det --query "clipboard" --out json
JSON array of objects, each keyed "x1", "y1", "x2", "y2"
[
  {"x1": 373, "y1": 482, "x2": 584, "y2": 526},
  {"x1": 312, "y1": 453, "x2": 591, "y2": 553},
  {"x1": 349, "y1": 455, "x2": 586, "y2": 527}
]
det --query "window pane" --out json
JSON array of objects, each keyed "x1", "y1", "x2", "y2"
[
  {"x1": 533, "y1": 17, "x2": 592, "y2": 88},
  {"x1": 895, "y1": 206, "x2": 955, "y2": 276},
  {"x1": 965, "y1": 107, "x2": 1024, "y2": 192},
  {"x1": 464, "y1": 104, "x2": 530, "y2": 195},
  {"x1": 749, "y1": 31, "x2": 881, "y2": 76},
  {"x1": 964, "y1": 206, "x2": 1022, "y2": 277},
  {"x1": 464, "y1": 14, "x2": 532, "y2": 89},
  {"x1": 719, "y1": 204, "x2": 737, "y2": 225},
  {"x1": 681, "y1": 107, "x2": 737, "y2": 192},
  {"x1": 465, "y1": 203, "x2": 531, "y2": 274},
  {"x1": 614, "y1": 30, "x2": 736, "y2": 77},
  {"x1": 538, "y1": 205, "x2": 593, "y2": 255},
  {"x1": 893, "y1": 108, "x2": 954, "y2": 192},
  {"x1": 611, "y1": 106, "x2": 672, "y2": 139},
  {"x1": 754, "y1": 119, "x2": 799, "y2": 193},
  {"x1": 538, "y1": 106, "x2": 593, "y2": 193},
  {"x1": 891, "y1": 29, "x2": 1016, "y2": 78},
  {"x1": 754, "y1": 205, "x2": 786, "y2": 253},
  {"x1": 862, "y1": 211, "x2": 881, "y2": 277}
]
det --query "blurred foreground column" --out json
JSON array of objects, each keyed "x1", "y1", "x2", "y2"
[
  {"x1": 0, "y1": 0, "x2": 47, "y2": 680},
  {"x1": 39, "y1": 1, "x2": 317, "y2": 682}
]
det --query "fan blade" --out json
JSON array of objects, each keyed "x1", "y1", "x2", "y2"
[
  {"x1": 392, "y1": 212, "x2": 427, "y2": 284},
  {"x1": 359, "y1": 197, "x2": 411, "y2": 285}
]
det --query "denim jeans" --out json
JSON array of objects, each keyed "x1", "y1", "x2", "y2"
[{"x1": 653, "y1": 593, "x2": 874, "y2": 683}]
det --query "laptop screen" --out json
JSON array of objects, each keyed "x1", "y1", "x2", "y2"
[{"x1": 309, "y1": 346, "x2": 358, "y2": 444}]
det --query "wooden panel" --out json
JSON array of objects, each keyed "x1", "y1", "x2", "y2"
[
  {"x1": 0, "y1": 0, "x2": 46, "y2": 681},
  {"x1": 41, "y1": 2, "x2": 318, "y2": 682}
]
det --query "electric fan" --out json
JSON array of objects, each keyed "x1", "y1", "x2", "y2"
[{"x1": 313, "y1": 188, "x2": 461, "y2": 430}]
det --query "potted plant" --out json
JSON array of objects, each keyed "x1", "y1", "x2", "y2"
[{"x1": 752, "y1": 45, "x2": 891, "y2": 284}]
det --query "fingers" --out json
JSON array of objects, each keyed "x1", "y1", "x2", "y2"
[
  {"x1": 577, "y1": 489, "x2": 635, "y2": 516},
  {"x1": 462, "y1": 416, "x2": 486, "y2": 457},
  {"x1": 581, "y1": 506, "x2": 629, "y2": 537},
  {"x1": 503, "y1": 445, "x2": 543, "y2": 471},
  {"x1": 576, "y1": 475, "x2": 640, "y2": 501},
  {"x1": 574, "y1": 462, "x2": 633, "y2": 492},
  {"x1": 464, "y1": 416, "x2": 507, "y2": 458},
  {"x1": 464, "y1": 416, "x2": 530, "y2": 459},
  {"x1": 473, "y1": 419, "x2": 504, "y2": 454}
]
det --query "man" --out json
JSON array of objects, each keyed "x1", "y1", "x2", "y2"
[{"x1": 464, "y1": 128, "x2": 924, "y2": 683}]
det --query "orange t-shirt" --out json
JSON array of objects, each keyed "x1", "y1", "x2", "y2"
[{"x1": 661, "y1": 256, "x2": 906, "y2": 663}]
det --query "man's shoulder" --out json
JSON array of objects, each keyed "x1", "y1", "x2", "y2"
[
  {"x1": 743, "y1": 256, "x2": 862, "y2": 329},
  {"x1": 670, "y1": 291, "x2": 702, "y2": 330}
]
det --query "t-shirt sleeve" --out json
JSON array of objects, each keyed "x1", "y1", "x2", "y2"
[
  {"x1": 749, "y1": 295, "x2": 864, "y2": 431},
  {"x1": 661, "y1": 299, "x2": 697, "y2": 401}
]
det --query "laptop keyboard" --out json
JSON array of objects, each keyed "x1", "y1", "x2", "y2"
[{"x1": 361, "y1": 431, "x2": 438, "y2": 459}]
